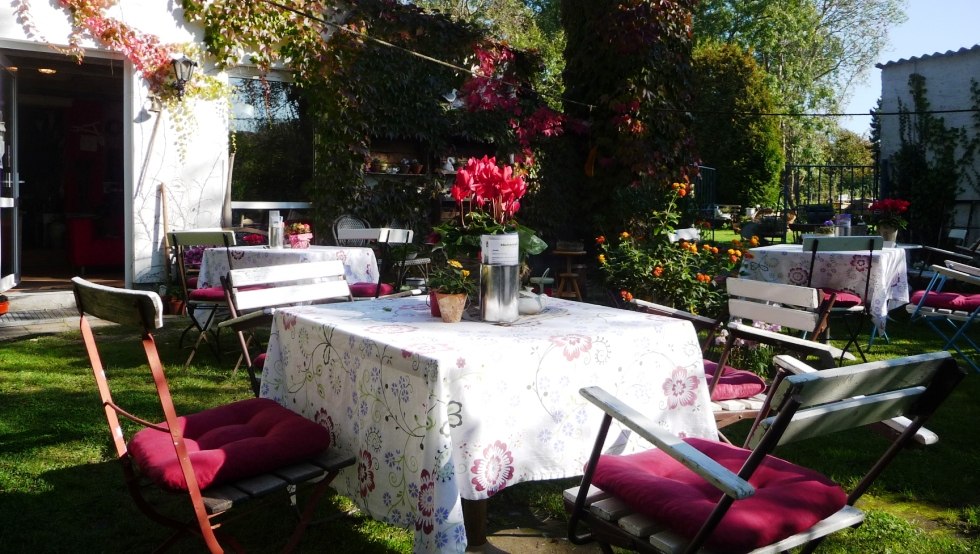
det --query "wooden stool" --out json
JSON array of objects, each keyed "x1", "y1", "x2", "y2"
[{"x1": 553, "y1": 250, "x2": 586, "y2": 301}]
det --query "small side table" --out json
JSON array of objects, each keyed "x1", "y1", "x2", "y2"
[{"x1": 553, "y1": 250, "x2": 587, "y2": 301}]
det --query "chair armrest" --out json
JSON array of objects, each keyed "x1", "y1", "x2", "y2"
[
  {"x1": 579, "y1": 386, "x2": 754, "y2": 500},
  {"x1": 217, "y1": 308, "x2": 275, "y2": 332},
  {"x1": 935, "y1": 263, "x2": 980, "y2": 287},
  {"x1": 772, "y1": 353, "x2": 820, "y2": 375},
  {"x1": 921, "y1": 246, "x2": 974, "y2": 263},
  {"x1": 631, "y1": 299, "x2": 720, "y2": 332},
  {"x1": 944, "y1": 260, "x2": 980, "y2": 278},
  {"x1": 953, "y1": 244, "x2": 980, "y2": 257},
  {"x1": 727, "y1": 322, "x2": 854, "y2": 368}
]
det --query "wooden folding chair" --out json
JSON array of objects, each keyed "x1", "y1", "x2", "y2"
[
  {"x1": 169, "y1": 229, "x2": 237, "y2": 368},
  {"x1": 906, "y1": 260, "x2": 980, "y2": 373},
  {"x1": 219, "y1": 260, "x2": 354, "y2": 396},
  {"x1": 72, "y1": 277, "x2": 354, "y2": 553},
  {"x1": 803, "y1": 235, "x2": 883, "y2": 362},
  {"x1": 566, "y1": 351, "x2": 965, "y2": 553},
  {"x1": 634, "y1": 278, "x2": 846, "y2": 431}
]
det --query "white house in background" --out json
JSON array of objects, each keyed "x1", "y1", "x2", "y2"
[
  {"x1": 0, "y1": 2, "x2": 229, "y2": 292},
  {"x1": 877, "y1": 45, "x2": 980, "y2": 234}
]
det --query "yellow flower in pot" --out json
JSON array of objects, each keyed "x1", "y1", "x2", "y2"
[{"x1": 427, "y1": 259, "x2": 476, "y2": 322}]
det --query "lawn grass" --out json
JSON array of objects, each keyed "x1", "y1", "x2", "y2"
[{"x1": 1, "y1": 298, "x2": 979, "y2": 552}]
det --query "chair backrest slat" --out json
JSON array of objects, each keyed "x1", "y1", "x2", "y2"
[
  {"x1": 802, "y1": 235, "x2": 883, "y2": 252},
  {"x1": 168, "y1": 229, "x2": 236, "y2": 248},
  {"x1": 72, "y1": 277, "x2": 163, "y2": 329},
  {"x1": 747, "y1": 351, "x2": 961, "y2": 449},
  {"x1": 727, "y1": 278, "x2": 820, "y2": 309},
  {"x1": 773, "y1": 388, "x2": 923, "y2": 445},
  {"x1": 726, "y1": 278, "x2": 825, "y2": 334},
  {"x1": 728, "y1": 298, "x2": 821, "y2": 332},
  {"x1": 226, "y1": 260, "x2": 352, "y2": 312}
]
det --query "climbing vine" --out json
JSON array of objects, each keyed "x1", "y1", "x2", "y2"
[
  {"x1": 182, "y1": 0, "x2": 566, "y2": 232},
  {"x1": 887, "y1": 73, "x2": 980, "y2": 245}
]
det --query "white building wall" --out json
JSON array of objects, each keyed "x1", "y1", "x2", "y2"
[
  {"x1": 0, "y1": 1, "x2": 229, "y2": 286},
  {"x1": 878, "y1": 46, "x2": 980, "y2": 228}
]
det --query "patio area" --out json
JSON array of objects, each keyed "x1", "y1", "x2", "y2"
[{"x1": 1, "y1": 286, "x2": 978, "y2": 553}]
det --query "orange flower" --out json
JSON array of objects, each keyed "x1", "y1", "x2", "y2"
[
  {"x1": 620, "y1": 290, "x2": 633, "y2": 302},
  {"x1": 598, "y1": 254, "x2": 606, "y2": 265},
  {"x1": 620, "y1": 231, "x2": 630, "y2": 239},
  {"x1": 744, "y1": 251, "x2": 754, "y2": 259},
  {"x1": 653, "y1": 266, "x2": 664, "y2": 277},
  {"x1": 750, "y1": 236, "x2": 760, "y2": 247},
  {"x1": 596, "y1": 235, "x2": 606, "y2": 245},
  {"x1": 677, "y1": 188, "x2": 687, "y2": 197}
]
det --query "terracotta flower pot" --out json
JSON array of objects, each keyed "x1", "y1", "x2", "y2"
[
  {"x1": 0, "y1": 300, "x2": 9, "y2": 316},
  {"x1": 435, "y1": 292, "x2": 467, "y2": 323}
]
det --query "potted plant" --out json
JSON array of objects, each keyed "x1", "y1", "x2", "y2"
[
  {"x1": 427, "y1": 258, "x2": 476, "y2": 322},
  {"x1": 0, "y1": 293, "x2": 9, "y2": 316},
  {"x1": 285, "y1": 222, "x2": 313, "y2": 248},
  {"x1": 869, "y1": 198, "x2": 910, "y2": 242},
  {"x1": 159, "y1": 283, "x2": 185, "y2": 316},
  {"x1": 429, "y1": 155, "x2": 547, "y2": 263}
]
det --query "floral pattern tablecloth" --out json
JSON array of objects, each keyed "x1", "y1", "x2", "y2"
[
  {"x1": 260, "y1": 296, "x2": 717, "y2": 553},
  {"x1": 197, "y1": 245, "x2": 379, "y2": 289},
  {"x1": 740, "y1": 244, "x2": 910, "y2": 332}
]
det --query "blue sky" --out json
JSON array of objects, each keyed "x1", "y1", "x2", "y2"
[{"x1": 840, "y1": 0, "x2": 979, "y2": 135}]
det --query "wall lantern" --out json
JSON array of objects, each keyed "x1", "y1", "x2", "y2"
[{"x1": 171, "y1": 56, "x2": 198, "y2": 100}]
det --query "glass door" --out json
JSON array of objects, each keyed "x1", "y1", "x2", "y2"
[{"x1": 0, "y1": 55, "x2": 17, "y2": 292}]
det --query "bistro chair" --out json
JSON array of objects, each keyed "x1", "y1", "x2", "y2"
[
  {"x1": 566, "y1": 351, "x2": 965, "y2": 554},
  {"x1": 169, "y1": 229, "x2": 237, "y2": 368},
  {"x1": 72, "y1": 277, "x2": 354, "y2": 553},
  {"x1": 219, "y1": 260, "x2": 354, "y2": 396},
  {"x1": 331, "y1": 214, "x2": 370, "y2": 247},
  {"x1": 907, "y1": 260, "x2": 980, "y2": 373},
  {"x1": 803, "y1": 235, "x2": 883, "y2": 362}
]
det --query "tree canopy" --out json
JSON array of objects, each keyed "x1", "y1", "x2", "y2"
[
  {"x1": 694, "y1": 0, "x2": 906, "y2": 162},
  {"x1": 692, "y1": 41, "x2": 783, "y2": 207}
]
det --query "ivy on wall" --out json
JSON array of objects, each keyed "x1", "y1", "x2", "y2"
[
  {"x1": 886, "y1": 73, "x2": 980, "y2": 245},
  {"x1": 183, "y1": 0, "x2": 565, "y2": 237}
]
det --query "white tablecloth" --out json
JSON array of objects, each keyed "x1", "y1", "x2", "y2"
[
  {"x1": 740, "y1": 244, "x2": 910, "y2": 332},
  {"x1": 197, "y1": 245, "x2": 379, "y2": 289},
  {"x1": 260, "y1": 297, "x2": 717, "y2": 553}
]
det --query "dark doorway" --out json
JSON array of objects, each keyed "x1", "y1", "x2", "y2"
[{"x1": 3, "y1": 49, "x2": 125, "y2": 291}]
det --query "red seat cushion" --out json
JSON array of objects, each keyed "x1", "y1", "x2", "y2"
[
  {"x1": 592, "y1": 438, "x2": 846, "y2": 552},
  {"x1": 350, "y1": 282, "x2": 395, "y2": 297},
  {"x1": 188, "y1": 286, "x2": 226, "y2": 301},
  {"x1": 252, "y1": 353, "x2": 266, "y2": 370},
  {"x1": 820, "y1": 288, "x2": 862, "y2": 308},
  {"x1": 702, "y1": 360, "x2": 766, "y2": 401},
  {"x1": 128, "y1": 398, "x2": 331, "y2": 491},
  {"x1": 186, "y1": 276, "x2": 199, "y2": 289},
  {"x1": 910, "y1": 290, "x2": 980, "y2": 312}
]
